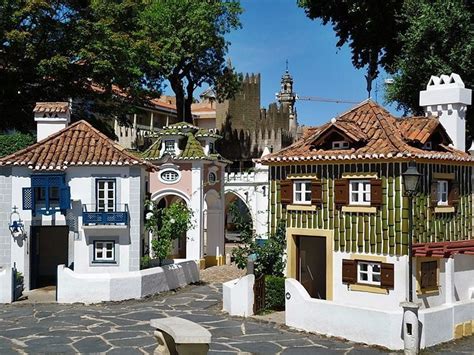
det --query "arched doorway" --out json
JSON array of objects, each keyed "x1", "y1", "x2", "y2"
[
  {"x1": 224, "y1": 191, "x2": 253, "y2": 242},
  {"x1": 151, "y1": 193, "x2": 188, "y2": 259}
]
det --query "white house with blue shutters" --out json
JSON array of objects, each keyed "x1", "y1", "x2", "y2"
[{"x1": 0, "y1": 102, "x2": 150, "y2": 298}]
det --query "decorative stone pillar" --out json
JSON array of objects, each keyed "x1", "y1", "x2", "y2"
[{"x1": 400, "y1": 302, "x2": 420, "y2": 355}]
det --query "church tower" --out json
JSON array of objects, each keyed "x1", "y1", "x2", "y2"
[{"x1": 276, "y1": 63, "x2": 297, "y2": 134}]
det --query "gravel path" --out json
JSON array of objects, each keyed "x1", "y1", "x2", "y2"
[{"x1": 200, "y1": 264, "x2": 246, "y2": 284}]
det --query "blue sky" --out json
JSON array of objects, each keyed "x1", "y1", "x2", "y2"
[{"x1": 224, "y1": 0, "x2": 398, "y2": 127}]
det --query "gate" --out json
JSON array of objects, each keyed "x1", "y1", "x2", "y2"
[{"x1": 253, "y1": 275, "x2": 265, "y2": 314}]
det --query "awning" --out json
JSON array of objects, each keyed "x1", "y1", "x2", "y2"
[{"x1": 413, "y1": 240, "x2": 474, "y2": 258}]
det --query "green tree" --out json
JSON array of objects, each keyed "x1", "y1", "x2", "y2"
[
  {"x1": 139, "y1": 0, "x2": 243, "y2": 123},
  {"x1": 0, "y1": 132, "x2": 36, "y2": 157},
  {"x1": 298, "y1": 0, "x2": 473, "y2": 136},
  {"x1": 384, "y1": 1, "x2": 473, "y2": 121},
  {"x1": 0, "y1": 0, "x2": 161, "y2": 133},
  {"x1": 229, "y1": 200, "x2": 286, "y2": 277},
  {"x1": 145, "y1": 201, "x2": 194, "y2": 266}
]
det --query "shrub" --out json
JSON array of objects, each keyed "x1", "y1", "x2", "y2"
[
  {"x1": 264, "y1": 275, "x2": 285, "y2": 311},
  {"x1": 140, "y1": 255, "x2": 152, "y2": 270}
]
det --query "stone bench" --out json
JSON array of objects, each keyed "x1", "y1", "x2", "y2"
[{"x1": 150, "y1": 317, "x2": 212, "y2": 355}]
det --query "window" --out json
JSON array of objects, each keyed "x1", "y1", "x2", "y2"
[
  {"x1": 332, "y1": 141, "x2": 349, "y2": 150},
  {"x1": 209, "y1": 142, "x2": 215, "y2": 154},
  {"x1": 208, "y1": 172, "x2": 217, "y2": 184},
  {"x1": 420, "y1": 261, "x2": 438, "y2": 290},
  {"x1": 357, "y1": 261, "x2": 381, "y2": 285},
  {"x1": 293, "y1": 180, "x2": 311, "y2": 204},
  {"x1": 97, "y1": 179, "x2": 116, "y2": 212},
  {"x1": 94, "y1": 241, "x2": 115, "y2": 262},
  {"x1": 160, "y1": 170, "x2": 179, "y2": 183},
  {"x1": 423, "y1": 141, "x2": 432, "y2": 150},
  {"x1": 349, "y1": 180, "x2": 371, "y2": 205},
  {"x1": 437, "y1": 180, "x2": 448, "y2": 206},
  {"x1": 164, "y1": 140, "x2": 175, "y2": 154}
]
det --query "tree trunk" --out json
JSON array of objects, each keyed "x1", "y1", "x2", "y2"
[
  {"x1": 169, "y1": 75, "x2": 190, "y2": 123},
  {"x1": 184, "y1": 80, "x2": 194, "y2": 124}
]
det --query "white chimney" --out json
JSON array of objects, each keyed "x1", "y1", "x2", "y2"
[
  {"x1": 419, "y1": 73, "x2": 471, "y2": 151},
  {"x1": 33, "y1": 102, "x2": 71, "y2": 142}
]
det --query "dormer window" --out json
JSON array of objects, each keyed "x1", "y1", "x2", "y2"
[
  {"x1": 209, "y1": 142, "x2": 215, "y2": 154},
  {"x1": 423, "y1": 141, "x2": 432, "y2": 150},
  {"x1": 332, "y1": 141, "x2": 349, "y2": 150},
  {"x1": 164, "y1": 140, "x2": 175, "y2": 154}
]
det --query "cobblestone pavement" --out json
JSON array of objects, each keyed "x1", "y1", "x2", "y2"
[
  {"x1": 0, "y1": 283, "x2": 388, "y2": 354},
  {"x1": 0, "y1": 282, "x2": 472, "y2": 354}
]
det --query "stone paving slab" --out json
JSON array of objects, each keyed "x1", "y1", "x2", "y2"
[{"x1": 0, "y1": 282, "x2": 471, "y2": 354}]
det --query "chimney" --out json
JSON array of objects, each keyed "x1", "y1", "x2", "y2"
[
  {"x1": 419, "y1": 73, "x2": 472, "y2": 151},
  {"x1": 33, "y1": 102, "x2": 71, "y2": 142}
]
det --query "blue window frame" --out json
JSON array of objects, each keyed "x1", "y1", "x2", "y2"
[{"x1": 22, "y1": 174, "x2": 70, "y2": 215}]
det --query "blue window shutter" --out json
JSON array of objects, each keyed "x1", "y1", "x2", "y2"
[
  {"x1": 60, "y1": 186, "x2": 71, "y2": 210},
  {"x1": 22, "y1": 187, "x2": 34, "y2": 210}
]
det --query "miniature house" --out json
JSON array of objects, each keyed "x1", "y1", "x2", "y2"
[
  {"x1": 261, "y1": 74, "x2": 474, "y2": 349},
  {"x1": 142, "y1": 122, "x2": 229, "y2": 267},
  {"x1": 0, "y1": 103, "x2": 150, "y2": 293}
]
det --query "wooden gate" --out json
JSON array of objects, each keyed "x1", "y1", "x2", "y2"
[{"x1": 253, "y1": 275, "x2": 265, "y2": 314}]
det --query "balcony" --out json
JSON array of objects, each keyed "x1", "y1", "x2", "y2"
[{"x1": 82, "y1": 204, "x2": 129, "y2": 228}]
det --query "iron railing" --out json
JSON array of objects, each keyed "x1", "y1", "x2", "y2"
[{"x1": 82, "y1": 204, "x2": 129, "y2": 225}]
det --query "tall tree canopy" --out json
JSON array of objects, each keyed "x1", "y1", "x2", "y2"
[
  {"x1": 0, "y1": 0, "x2": 155, "y2": 133},
  {"x1": 298, "y1": 0, "x2": 473, "y2": 137},
  {"x1": 140, "y1": 0, "x2": 242, "y2": 123},
  {"x1": 1, "y1": 0, "x2": 242, "y2": 131}
]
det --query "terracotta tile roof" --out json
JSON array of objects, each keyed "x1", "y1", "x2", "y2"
[
  {"x1": 33, "y1": 102, "x2": 69, "y2": 114},
  {"x1": 89, "y1": 83, "x2": 177, "y2": 112},
  {"x1": 0, "y1": 120, "x2": 154, "y2": 170},
  {"x1": 261, "y1": 100, "x2": 472, "y2": 163},
  {"x1": 397, "y1": 116, "x2": 447, "y2": 144}
]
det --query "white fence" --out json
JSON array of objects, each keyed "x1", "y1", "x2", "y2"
[{"x1": 57, "y1": 260, "x2": 200, "y2": 304}]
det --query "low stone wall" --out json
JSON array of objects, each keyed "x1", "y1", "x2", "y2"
[
  {"x1": 286, "y1": 278, "x2": 474, "y2": 350},
  {"x1": 0, "y1": 265, "x2": 13, "y2": 304},
  {"x1": 222, "y1": 274, "x2": 254, "y2": 317},
  {"x1": 57, "y1": 260, "x2": 200, "y2": 304}
]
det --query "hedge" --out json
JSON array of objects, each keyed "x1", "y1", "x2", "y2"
[{"x1": 264, "y1": 275, "x2": 285, "y2": 311}]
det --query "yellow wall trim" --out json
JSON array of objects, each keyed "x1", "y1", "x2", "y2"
[
  {"x1": 415, "y1": 257, "x2": 440, "y2": 294},
  {"x1": 350, "y1": 284, "x2": 389, "y2": 295},
  {"x1": 342, "y1": 206, "x2": 377, "y2": 213},
  {"x1": 434, "y1": 206, "x2": 455, "y2": 213},
  {"x1": 350, "y1": 254, "x2": 387, "y2": 263},
  {"x1": 342, "y1": 172, "x2": 378, "y2": 179},
  {"x1": 454, "y1": 321, "x2": 474, "y2": 339},
  {"x1": 287, "y1": 173, "x2": 319, "y2": 180},
  {"x1": 286, "y1": 227, "x2": 334, "y2": 301},
  {"x1": 287, "y1": 204, "x2": 317, "y2": 211},
  {"x1": 205, "y1": 255, "x2": 224, "y2": 267},
  {"x1": 433, "y1": 172, "x2": 455, "y2": 180}
]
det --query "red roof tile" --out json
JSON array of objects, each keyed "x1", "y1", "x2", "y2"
[
  {"x1": 33, "y1": 102, "x2": 69, "y2": 114},
  {"x1": 261, "y1": 100, "x2": 472, "y2": 163},
  {"x1": 0, "y1": 120, "x2": 154, "y2": 171}
]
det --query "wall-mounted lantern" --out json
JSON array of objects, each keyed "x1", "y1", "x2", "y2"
[{"x1": 9, "y1": 206, "x2": 25, "y2": 238}]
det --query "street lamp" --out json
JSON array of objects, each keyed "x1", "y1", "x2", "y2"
[{"x1": 402, "y1": 161, "x2": 422, "y2": 302}]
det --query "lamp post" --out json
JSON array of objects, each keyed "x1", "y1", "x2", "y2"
[{"x1": 402, "y1": 162, "x2": 422, "y2": 302}]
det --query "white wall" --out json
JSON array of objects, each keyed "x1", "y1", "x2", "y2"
[
  {"x1": 223, "y1": 274, "x2": 254, "y2": 317},
  {"x1": 0, "y1": 266, "x2": 12, "y2": 303},
  {"x1": 332, "y1": 252, "x2": 408, "y2": 310},
  {"x1": 9, "y1": 165, "x2": 145, "y2": 290},
  {"x1": 286, "y1": 278, "x2": 405, "y2": 350},
  {"x1": 224, "y1": 162, "x2": 269, "y2": 238},
  {"x1": 57, "y1": 260, "x2": 200, "y2": 304}
]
